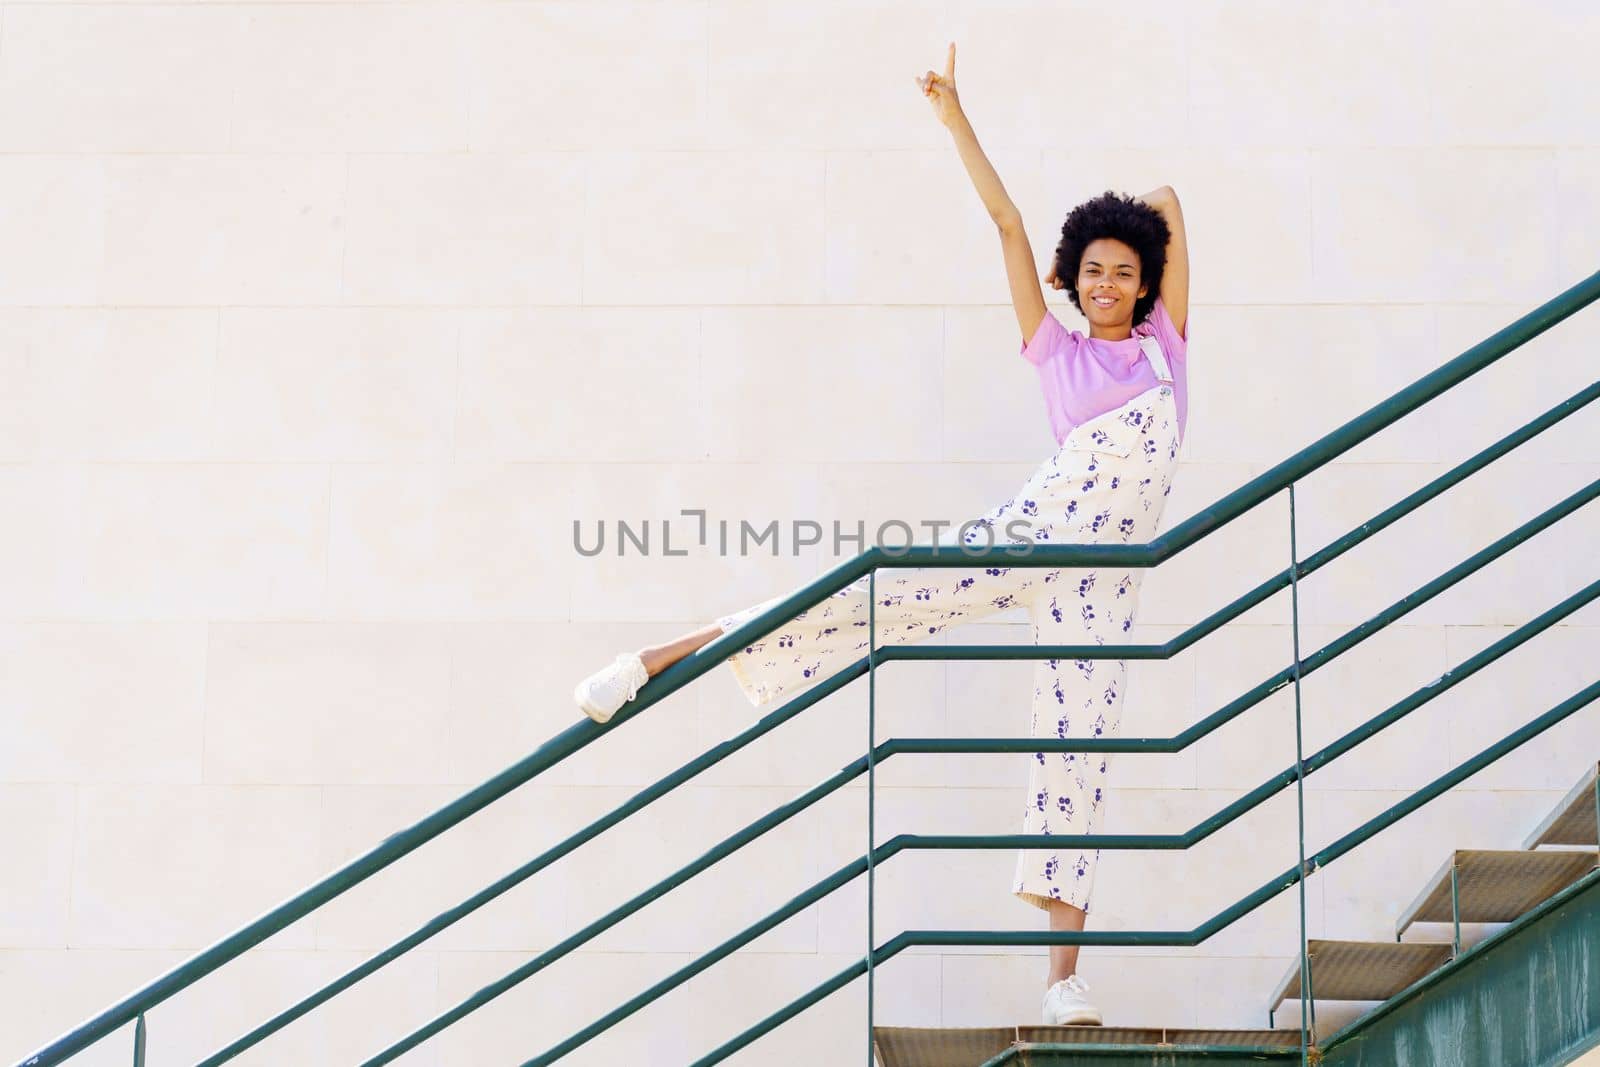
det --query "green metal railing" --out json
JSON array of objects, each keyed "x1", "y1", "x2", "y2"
[{"x1": 18, "y1": 268, "x2": 1600, "y2": 1067}]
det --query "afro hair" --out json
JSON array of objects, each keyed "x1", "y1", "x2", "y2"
[{"x1": 1051, "y1": 191, "x2": 1171, "y2": 329}]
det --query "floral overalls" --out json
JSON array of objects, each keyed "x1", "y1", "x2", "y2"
[{"x1": 716, "y1": 334, "x2": 1183, "y2": 915}]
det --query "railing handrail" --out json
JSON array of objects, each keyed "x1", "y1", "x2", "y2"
[
  {"x1": 20, "y1": 268, "x2": 1600, "y2": 1067},
  {"x1": 489, "y1": 542, "x2": 1600, "y2": 1066},
  {"x1": 352, "y1": 475, "x2": 1599, "y2": 1065},
  {"x1": 177, "y1": 377, "x2": 1600, "y2": 1066}
]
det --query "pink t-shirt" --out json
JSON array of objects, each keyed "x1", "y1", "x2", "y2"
[{"x1": 1020, "y1": 294, "x2": 1189, "y2": 448}]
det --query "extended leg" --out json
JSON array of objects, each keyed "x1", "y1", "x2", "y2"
[
  {"x1": 574, "y1": 621, "x2": 724, "y2": 723},
  {"x1": 638, "y1": 622, "x2": 723, "y2": 676},
  {"x1": 713, "y1": 556, "x2": 1045, "y2": 709}
]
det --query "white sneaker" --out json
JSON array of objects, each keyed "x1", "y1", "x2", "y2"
[
  {"x1": 573, "y1": 651, "x2": 650, "y2": 724},
  {"x1": 1042, "y1": 974, "x2": 1102, "y2": 1026}
]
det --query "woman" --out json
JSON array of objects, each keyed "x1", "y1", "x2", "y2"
[{"x1": 572, "y1": 41, "x2": 1189, "y2": 1028}]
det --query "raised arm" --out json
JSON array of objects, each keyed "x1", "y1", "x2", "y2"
[
  {"x1": 1135, "y1": 185, "x2": 1189, "y2": 340},
  {"x1": 917, "y1": 43, "x2": 1048, "y2": 345}
]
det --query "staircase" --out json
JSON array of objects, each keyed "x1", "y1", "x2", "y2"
[{"x1": 874, "y1": 763, "x2": 1600, "y2": 1066}]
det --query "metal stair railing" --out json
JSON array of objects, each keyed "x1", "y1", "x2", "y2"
[
  {"x1": 18, "y1": 268, "x2": 1600, "y2": 1067},
  {"x1": 509, "y1": 576, "x2": 1599, "y2": 1067},
  {"x1": 209, "y1": 376, "x2": 1600, "y2": 1067},
  {"x1": 691, "y1": 681, "x2": 1600, "y2": 1067},
  {"x1": 262, "y1": 382, "x2": 1600, "y2": 1062},
  {"x1": 482, "y1": 508, "x2": 1600, "y2": 1067}
]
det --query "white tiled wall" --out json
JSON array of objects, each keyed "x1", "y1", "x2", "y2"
[{"x1": 3, "y1": 1, "x2": 1598, "y2": 1063}]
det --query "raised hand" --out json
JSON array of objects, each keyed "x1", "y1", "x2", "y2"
[
  {"x1": 915, "y1": 42, "x2": 963, "y2": 127},
  {"x1": 1044, "y1": 263, "x2": 1065, "y2": 290}
]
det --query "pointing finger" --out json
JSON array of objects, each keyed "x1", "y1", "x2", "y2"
[{"x1": 944, "y1": 41, "x2": 955, "y2": 80}]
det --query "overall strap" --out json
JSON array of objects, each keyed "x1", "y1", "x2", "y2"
[{"x1": 1138, "y1": 333, "x2": 1174, "y2": 385}]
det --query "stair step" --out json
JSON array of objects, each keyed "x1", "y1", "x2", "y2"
[
  {"x1": 1015, "y1": 1026, "x2": 1300, "y2": 1048},
  {"x1": 873, "y1": 1026, "x2": 1300, "y2": 1067},
  {"x1": 1267, "y1": 939, "x2": 1452, "y2": 1017},
  {"x1": 1395, "y1": 848, "x2": 1598, "y2": 940},
  {"x1": 874, "y1": 1026, "x2": 1012, "y2": 1067},
  {"x1": 1523, "y1": 760, "x2": 1600, "y2": 848}
]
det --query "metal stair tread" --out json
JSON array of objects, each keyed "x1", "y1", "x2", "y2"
[
  {"x1": 872, "y1": 1026, "x2": 1301, "y2": 1067},
  {"x1": 1268, "y1": 938, "x2": 1453, "y2": 1010},
  {"x1": 1523, "y1": 760, "x2": 1600, "y2": 848},
  {"x1": 1394, "y1": 847, "x2": 1598, "y2": 939},
  {"x1": 1015, "y1": 1026, "x2": 1299, "y2": 1047}
]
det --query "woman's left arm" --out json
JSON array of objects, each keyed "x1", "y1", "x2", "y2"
[{"x1": 1137, "y1": 185, "x2": 1189, "y2": 341}]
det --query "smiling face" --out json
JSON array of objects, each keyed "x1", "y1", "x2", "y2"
[{"x1": 1077, "y1": 237, "x2": 1148, "y2": 330}]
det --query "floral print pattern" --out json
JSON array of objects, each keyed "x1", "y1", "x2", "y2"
[{"x1": 715, "y1": 382, "x2": 1183, "y2": 917}]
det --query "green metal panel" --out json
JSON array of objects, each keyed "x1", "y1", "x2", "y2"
[{"x1": 1319, "y1": 869, "x2": 1600, "y2": 1067}]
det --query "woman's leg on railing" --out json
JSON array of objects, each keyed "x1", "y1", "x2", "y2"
[
  {"x1": 574, "y1": 621, "x2": 729, "y2": 723},
  {"x1": 637, "y1": 623, "x2": 724, "y2": 676},
  {"x1": 709, "y1": 545, "x2": 1049, "y2": 710}
]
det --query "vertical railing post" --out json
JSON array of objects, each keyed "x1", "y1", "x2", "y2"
[
  {"x1": 132, "y1": 1014, "x2": 146, "y2": 1067},
  {"x1": 1449, "y1": 862, "x2": 1462, "y2": 956},
  {"x1": 1287, "y1": 483, "x2": 1314, "y2": 1064},
  {"x1": 866, "y1": 568, "x2": 878, "y2": 1064}
]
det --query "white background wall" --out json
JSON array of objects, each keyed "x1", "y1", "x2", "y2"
[{"x1": 3, "y1": 0, "x2": 1599, "y2": 1063}]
